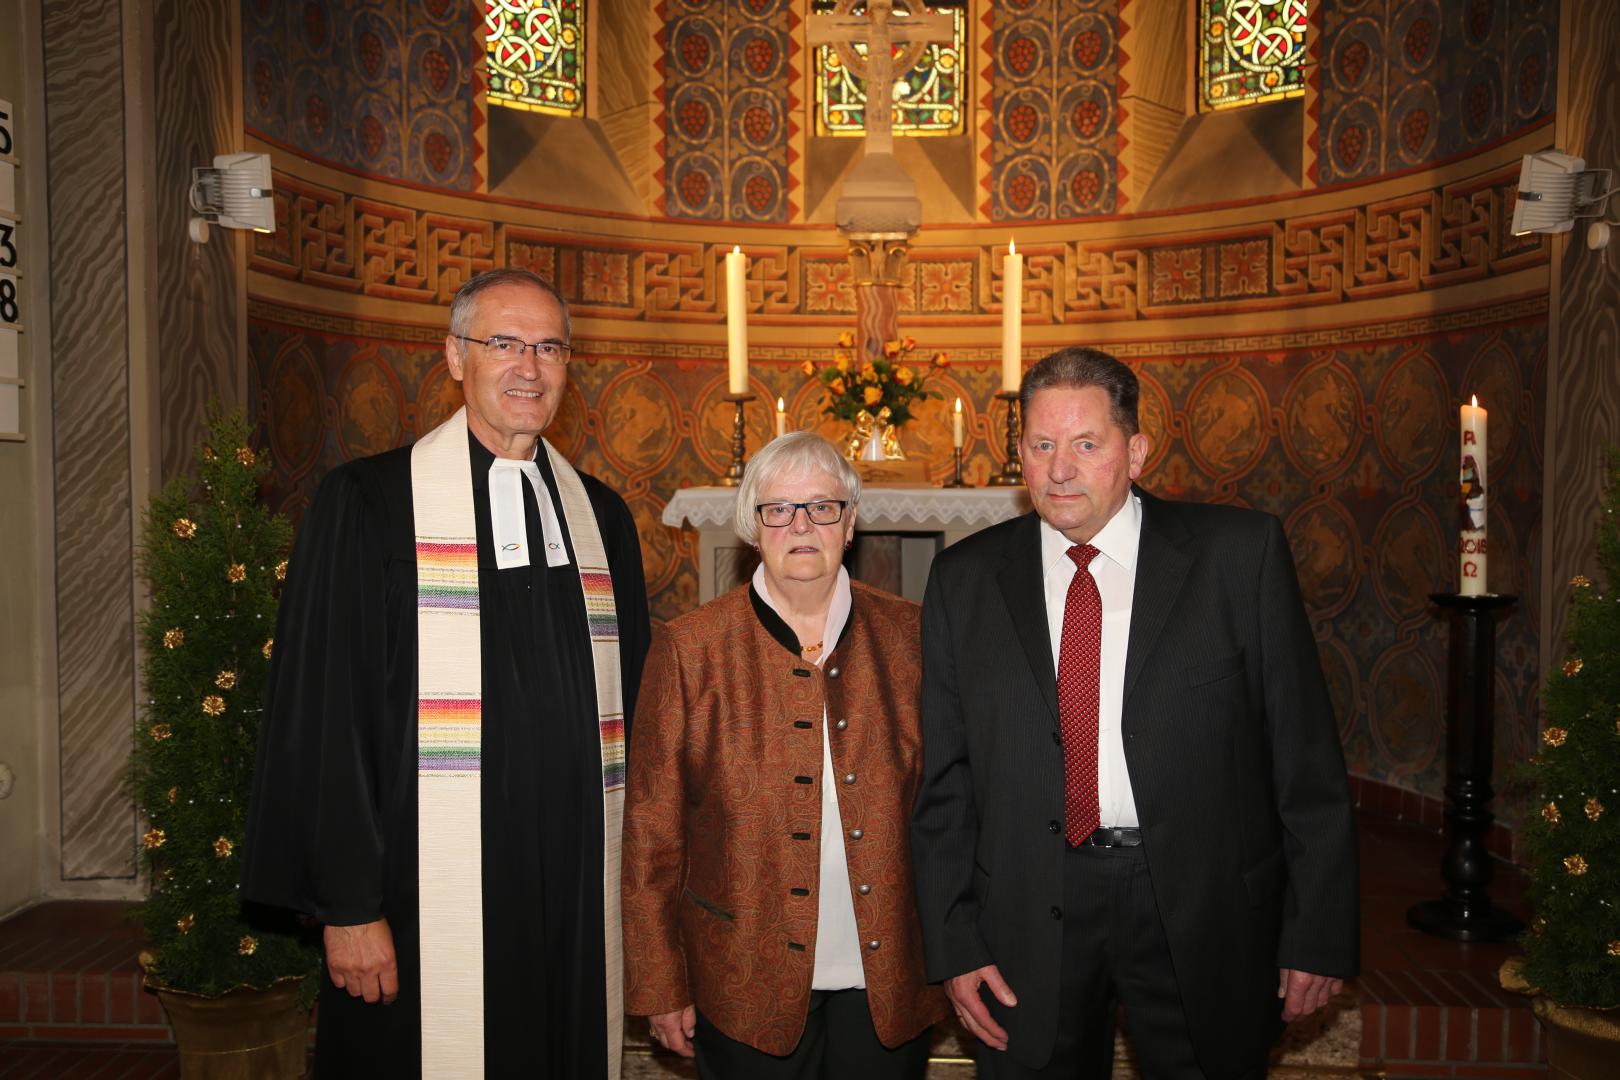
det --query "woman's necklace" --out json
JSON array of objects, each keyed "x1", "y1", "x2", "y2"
[{"x1": 800, "y1": 640, "x2": 824, "y2": 657}]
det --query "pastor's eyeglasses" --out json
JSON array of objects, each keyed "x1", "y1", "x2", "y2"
[
  {"x1": 755, "y1": 500, "x2": 848, "y2": 527},
  {"x1": 461, "y1": 334, "x2": 573, "y2": 366}
]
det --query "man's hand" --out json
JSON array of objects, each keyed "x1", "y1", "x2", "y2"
[
  {"x1": 324, "y1": 919, "x2": 398, "y2": 1004},
  {"x1": 1278, "y1": 968, "x2": 1342, "y2": 1022},
  {"x1": 648, "y1": 1006, "x2": 696, "y2": 1058},
  {"x1": 946, "y1": 964, "x2": 1017, "y2": 1051}
]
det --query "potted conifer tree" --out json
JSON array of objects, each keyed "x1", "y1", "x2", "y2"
[
  {"x1": 131, "y1": 406, "x2": 319, "y2": 1078},
  {"x1": 1500, "y1": 454, "x2": 1620, "y2": 1079}
]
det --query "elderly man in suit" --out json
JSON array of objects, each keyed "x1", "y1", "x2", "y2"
[{"x1": 910, "y1": 348, "x2": 1358, "y2": 1080}]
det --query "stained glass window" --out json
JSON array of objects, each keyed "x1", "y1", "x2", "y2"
[
  {"x1": 1200, "y1": 0, "x2": 1308, "y2": 111},
  {"x1": 485, "y1": 0, "x2": 585, "y2": 116},
  {"x1": 815, "y1": 4, "x2": 966, "y2": 137}
]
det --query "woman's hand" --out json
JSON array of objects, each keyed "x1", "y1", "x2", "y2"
[{"x1": 649, "y1": 1005, "x2": 697, "y2": 1058}]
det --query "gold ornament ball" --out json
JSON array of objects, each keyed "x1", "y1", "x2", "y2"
[
  {"x1": 236, "y1": 446, "x2": 256, "y2": 467},
  {"x1": 1587, "y1": 797, "x2": 1605, "y2": 821},
  {"x1": 1542, "y1": 801, "x2": 1561, "y2": 825},
  {"x1": 171, "y1": 518, "x2": 197, "y2": 540},
  {"x1": 149, "y1": 723, "x2": 172, "y2": 742},
  {"x1": 263, "y1": 637, "x2": 274, "y2": 660},
  {"x1": 162, "y1": 628, "x2": 184, "y2": 650},
  {"x1": 215, "y1": 670, "x2": 238, "y2": 690},
  {"x1": 213, "y1": 836, "x2": 234, "y2": 858},
  {"x1": 1563, "y1": 657, "x2": 1584, "y2": 677},
  {"x1": 201, "y1": 694, "x2": 226, "y2": 717},
  {"x1": 238, "y1": 936, "x2": 259, "y2": 957},
  {"x1": 1543, "y1": 726, "x2": 1569, "y2": 747},
  {"x1": 1564, "y1": 854, "x2": 1589, "y2": 876},
  {"x1": 227, "y1": 563, "x2": 247, "y2": 584},
  {"x1": 142, "y1": 828, "x2": 166, "y2": 850},
  {"x1": 176, "y1": 913, "x2": 195, "y2": 935},
  {"x1": 275, "y1": 559, "x2": 288, "y2": 582}
]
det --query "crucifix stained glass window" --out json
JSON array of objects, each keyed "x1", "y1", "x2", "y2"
[
  {"x1": 485, "y1": 0, "x2": 585, "y2": 116},
  {"x1": 814, "y1": 2, "x2": 966, "y2": 137},
  {"x1": 1200, "y1": 0, "x2": 1308, "y2": 111}
]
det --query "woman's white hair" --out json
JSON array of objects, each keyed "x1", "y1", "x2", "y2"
[{"x1": 733, "y1": 432, "x2": 862, "y2": 545}]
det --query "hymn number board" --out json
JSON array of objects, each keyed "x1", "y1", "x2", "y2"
[{"x1": 0, "y1": 96, "x2": 22, "y2": 441}]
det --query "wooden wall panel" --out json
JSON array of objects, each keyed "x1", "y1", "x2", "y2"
[
  {"x1": 154, "y1": 0, "x2": 241, "y2": 478},
  {"x1": 43, "y1": 0, "x2": 137, "y2": 881},
  {"x1": 1544, "y1": 0, "x2": 1620, "y2": 672}
]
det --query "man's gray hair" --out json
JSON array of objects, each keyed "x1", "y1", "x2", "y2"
[
  {"x1": 1019, "y1": 347, "x2": 1140, "y2": 435},
  {"x1": 448, "y1": 268, "x2": 572, "y2": 342},
  {"x1": 733, "y1": 432, "x2": 862, "y2": 545}
]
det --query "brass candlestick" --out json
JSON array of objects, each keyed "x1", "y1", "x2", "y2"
[
  {"x1": 719, "y1": 392, "x2": 755, "y2": 487},
  {"x1": 941, "y1": 446, "x2": 967, "y2": 487},
  {"x1": 988, "y1": 390, "x2": 1023, "y2": 486}
]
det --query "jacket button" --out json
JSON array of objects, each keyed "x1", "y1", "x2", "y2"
[
  {"x1": 849, "y1": 828, "x2": 864, "y2": 840},
  {"x1": 857, "y1": 884, "x2": 871, "y2": 895},
  {"x1": 835, "y1": 718, "x2": 848, "y2": 731},
  {"x1": 828, "y1": 667, "x2": 841, "y2": 678},
  {"x1": 1048, "y1": 820, "x2": 1061, "y2": 834},
  {"x1": 843, "y1": 773, "x2": 856, "y2": 785},
  {"x1": 1051, "y1": 906, "x2": 1063, "y2": 920},
  {"x1": 866, "y1": 940, "x2": 880, "y2": 950}
]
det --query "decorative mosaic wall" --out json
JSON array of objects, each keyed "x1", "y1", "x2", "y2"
[
  {"x1": 1316, "y1": 0, "x2": 1557, "y2": 185},
  {"x1": 657, "y1": 0, "x2": 798, "y2": 221},
  {"x1": 242, "y1": 0, "x2": 479, "y2": 190},
  {"x1": 250, "y1": 159, "x2": 1545, "y2": 321},
  {"x1": 245, "y1": 309, "x2": 1546, "y2": 808},
  {"x1": 986, "y1": 0, "x2": 1121, "y2": 219}
]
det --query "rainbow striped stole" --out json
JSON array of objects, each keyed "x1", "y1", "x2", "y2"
[{"x1": 410, "y1": 408, "x2": 626, "y2": 1079}]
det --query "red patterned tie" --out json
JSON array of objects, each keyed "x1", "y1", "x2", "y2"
[{"x1": 1058, "y1": 544, "x2": 1102, "y2": 847}]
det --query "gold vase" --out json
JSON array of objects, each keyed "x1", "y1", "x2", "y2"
[
  {"x1": 150, "y1": 976, "x2": 309, "y2": 1079},
  {"x1": 1501, "y1": 958, "x2": 1620, "y2": 1080}
]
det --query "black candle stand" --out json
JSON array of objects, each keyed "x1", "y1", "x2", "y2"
[{"x1": 1406, "y1": 592, "x2": 1524, "y2": 943}]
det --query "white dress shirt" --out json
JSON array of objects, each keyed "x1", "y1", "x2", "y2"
[
  {"x1": 751, "y1": 564, "x2": 865, "y2": 989},
  {"x1": 1039, "y1": 494, "x2": 1142, "y2": 828}
]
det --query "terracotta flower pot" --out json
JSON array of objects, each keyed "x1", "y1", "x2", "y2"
[
  {"x1": 1501, "y1": 959, "x2": 1620, "y2": 1079},
  {"x1": 149, "y1": 976, "x2": 310, "y2": 1079}
]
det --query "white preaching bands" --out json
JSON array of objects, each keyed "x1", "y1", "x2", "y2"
[{"x1": 488, "y1": 457, "x2": 571, "y2": 570}]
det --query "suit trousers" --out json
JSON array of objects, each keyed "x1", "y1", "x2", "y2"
[
  {"x1": 693, "y1": 988, "x2": 931, "y2": 1080},
  {"x1": 975, "y1": 843, "x2": 1269, "y2": 1080}
]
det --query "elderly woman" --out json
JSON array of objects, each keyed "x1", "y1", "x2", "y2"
[{"x1": 622, "y1": 432, "x2": 947, "y2": 1079}]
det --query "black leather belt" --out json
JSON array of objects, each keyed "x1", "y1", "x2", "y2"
[{"x1": 1084, "y1": 826, "x2": 1143, "y2": 848}]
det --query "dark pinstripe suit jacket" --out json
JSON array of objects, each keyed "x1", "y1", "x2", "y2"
[{"x1": 910, "y1": 488, "x2": 1358, "y2": 1077}]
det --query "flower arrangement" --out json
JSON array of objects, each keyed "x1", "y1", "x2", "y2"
[{"x1": 802, "y1": 331, "x2": 948, "y2": 427}]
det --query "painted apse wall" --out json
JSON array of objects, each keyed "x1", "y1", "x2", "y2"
[{"x1": 243, "y1": 0, "x2": 1560, "y2": 822}]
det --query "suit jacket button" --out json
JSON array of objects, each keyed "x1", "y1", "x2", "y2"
[
  {"x1": 849, "y1": 828, "x2": 864, "y2": 840},
  {"x1": 867, "y1": 940, "x2": 880, "y2": 950},
  {"x1": 835, "y1": 718, "x2": 848, "y2": 731},
  {"x1": 1050, "y1": 906, "x2": 1063, "y2": 920},
  {"x1": 1048, "y1": 820, "x2": 1061, "y2": 834},
  {"x1": 843, "y1": 773, "x2": 856, "y2": 785},
  {"x1": 858, "y1": 884, "x2": 871, "y2": 895}
]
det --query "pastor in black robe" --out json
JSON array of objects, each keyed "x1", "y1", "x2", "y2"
[{"x1": 241, "y1": 432, "x2": 651, "y2": 1078}]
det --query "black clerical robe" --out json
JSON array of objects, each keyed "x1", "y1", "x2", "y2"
[{"x1": 241, "y1": 433, "x2": 651, "y2": 1078}]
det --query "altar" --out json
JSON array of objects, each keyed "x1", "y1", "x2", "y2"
[{"x1": 662, "y1": 485, "x2": 1031, "y2": 603}]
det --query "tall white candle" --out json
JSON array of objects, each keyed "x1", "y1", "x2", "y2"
[
  {"x1": 1001, "y1": 241, "x2": 1023, "y2": 393},
  {"x1": 953, "y1": 397, "x2": 964, "y2": 448},
  {"x1": 1459, "y1": 396, "x2": 1488, "y2": 595},
  {"x1": 776, "y1": 397, "x2": 787, "y2": 438},
  {"x1": 726, "y1": 246, "x2": 749, "y2": 395}
]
